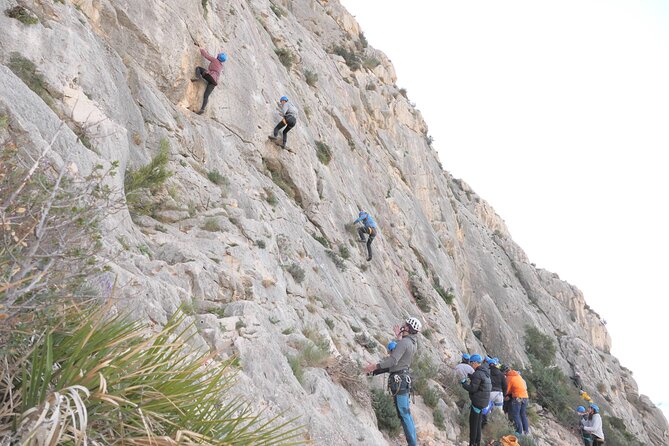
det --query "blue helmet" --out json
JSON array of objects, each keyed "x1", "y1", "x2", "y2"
[
  {"x1": 387, "y1": 340, "x2": 397, "y2": 352},
  {"x1": 359, "y1": 211, "x2": 367, "y2": 217},
  {"x1": 280, "y1": 96, "x2": 289, "y2": 102},
  {"x1": 462, "y1": 353, "x2": 471, "y2": 361},
  {"x1": 589, "y1": 403, "x2": 600, "y2": 413},
  {"x1": 486, "y1": 356, "x2": 495, "y2": 364},
  {"x1": 217, "y1": 52, "x2": 228, "y2": 62},
  {"x1": 469, "y1": 354, "x2": 482, "y2": 363},
  {"x1": 577, "y1": 406, "x2": 586, "y2": 413}
]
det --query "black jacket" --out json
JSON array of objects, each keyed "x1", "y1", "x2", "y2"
[
  {"x1": 462, "y1": 362, "x2": 492, "y2": 408},
  {"x1": 490, "y1": 365, "x2": 507, "y2": 393}
]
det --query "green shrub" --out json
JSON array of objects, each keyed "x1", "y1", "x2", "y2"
[
  {"x1": 282, "y1": 327, "x2": 294, "y2": 335},
  {"x1": 326, "y1": 249, "x2": 346, "y2": 271},
  {"x1": 358, "y1": 32, "x2": 368, "y2": 49},
  {"x1": 371, "y1": 389, "x2": 401, "y2": 435},
  {"x1": 433, "y1": 279, "x2": 454, "y2": 305},
  {"x1": 366, "y1": 83, "x2": 377, "y2": 91},
  {"x1": 338, "y1": 244, "x2": 351, "y2": 259},
  {"x1": 354, "y1": 333, "x2": 377, "y2": 352},
  {"x1": 315, "y1": 140, "x2": 332, "y2": 165},
  {"x1": 8, "y1": 53, "x2": 53, "y2": 108},
  {"x1": 270, "y1": 3, "x2": 285, "y2": 18},
  {"x1": 399, "y1": 88, "x2": 408, "y2": 98},
  {"x1": 256, "y1": 239, "x2": 266, "y2": 249},
  {"x1": 362, "y1": 57, "x2": 380, "y2": 70},
  {"x1": 523, "y1": 357, "x2": 581, "y2": 426},
  {"x1": 5, "y1": 6, "x2": 38, "y2": 25},
  {"x1": 264, "y1": 187, "x2": 278, "y2": 206},
  {"x1": 433, "y1": 408, "x2": 445, "y2": 430},
  {"x1": 286, "y1": 263, "x2": 305, "y2": 283},
  {"x1": 421, "y1": 386, "x2": 439, "y2": 408},
  {"x1": 324, "y1": 318, "x2": 335, "y2": 330},
  {"x1": 304, "y1": 69, "x2": 318, "y2": 87},
  {"x1": 411, "y1": 354, "x2": 438, "y2": 396},
  {"x1": 274, "y1": 48, "x2": 294, "y2": 70},
  {"x1": 1, "y1": 306, "x2": 302, "y2": 444},
  {"x1": 312, "y1": 233, "x2": 330, "y2": 248},
  {"x1": 603, "y1": 415, "x2": 644, "y2": 446},
  {"x1": 524, "y1": 325, "x2": 557, "y2": 367},
  {"x1": 288, "y1": 355, "x2": 304, "y2": 383},
  {"x1": 331, "y1": 45, "x2": 361, "y2": 71},
  {"x1": 202, "y1": 218, "x2": 220, "y2": 232},
  {"x1": 207, "y1": 169, "x2": 228, "y2": 185},
  {"x1": 125, "y1": 139, "x2": 172, "y2": 196}
]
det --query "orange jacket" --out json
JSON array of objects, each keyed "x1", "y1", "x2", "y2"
[{"x1": 506, "y1": 370, "x2": 529, "y2": 398}]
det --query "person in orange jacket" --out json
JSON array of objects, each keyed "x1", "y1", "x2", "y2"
[{"x1": 505, "y1": 367, "x2": 529, "y2": 435}]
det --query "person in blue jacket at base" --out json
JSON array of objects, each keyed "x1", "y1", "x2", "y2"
[{"x1": 353, "y1": 211, "x2": 377, "y2": 261}]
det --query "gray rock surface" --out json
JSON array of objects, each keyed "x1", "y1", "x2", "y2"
[{"x1": 1, "y1": 0, "x2": 667, "y2": 444}]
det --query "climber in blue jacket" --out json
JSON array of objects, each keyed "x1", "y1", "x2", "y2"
[{"x1": 353, "y1": 211, "x2": 377, "y2": 261}]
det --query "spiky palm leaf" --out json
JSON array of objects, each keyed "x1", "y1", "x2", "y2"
[{"x1": 1, "y1": 306, "x2": 303, "y2": 445}]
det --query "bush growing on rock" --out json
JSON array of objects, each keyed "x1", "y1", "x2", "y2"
[{"x1": 371, "y1": 389, "x2": 401, "y2": 435}]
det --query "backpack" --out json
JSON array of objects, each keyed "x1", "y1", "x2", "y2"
[{"x1": 500, "y1": 435, "x2": 520, "y2": 446}]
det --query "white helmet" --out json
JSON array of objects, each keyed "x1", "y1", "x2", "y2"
[{"x1": 406, "y1": 317, "x2": 422, "y2": 333}]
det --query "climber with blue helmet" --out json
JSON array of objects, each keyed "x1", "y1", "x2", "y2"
[
  {"x1": 454, "y1": 352, "x2": 475, "y2": 381},
  {"x1": 191, "y1": 45, "x2": 227, "y2": 115},
  {"x1": 461, "y1": 354, "x2": 492, "y2": 446},
  {"x1": 269, "y1": 95, "x2": 298, "y2": 149},
  {"x1": 353, "y1": 211, "x2": 378, "y2": 261},
  {"x1": 364, "y1": 317, "x2": 422, "y2": 446},
  {"x1": 487, "y1": 355, "x2": 506, "y2": 420},
  {"x1": 576, "y1": 406, "x2": 593, "y2": 446},
  {"x1": 582, "y1": 403, "x2": 604, "y2": 445}
]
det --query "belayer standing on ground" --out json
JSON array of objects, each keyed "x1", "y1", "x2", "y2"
[
  {"x1": 191, "y1": 46, "x2": 227, "y2": 115},
  {"x1": 353, "y1": 211, "x2": 377, "y2": 261},
  {"x1": 505, "y1": 367, "x2": 530, "y2": 436},
  {"x1": 269, "y1": 96, "x2": 298, "y2": 149},
  {"x1": 576, "y1": 406, "x2": 593, "y2": 446},
  {"x1": 461, "y1": 354, "x2": 492, "y2": 446},
  {"x1": 582, "y1": 404, "x2": 605, "y2": 445},
  {"x1": 364, "y1": 317, "x2": 422, "y2": 446}
]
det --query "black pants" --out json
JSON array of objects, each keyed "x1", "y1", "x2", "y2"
[
  {"x1": 273, "y1": 115, "x2": 296, "y2": 145},
  {"x1": 358, "y1": 226, "x2": 376, "y2": 259},
  {"x1": 469, "y1": 406, "x2": 484, "y2": 446},
  {"x1": 195, "y1": 67, "x2": 217, "y2": 111}
]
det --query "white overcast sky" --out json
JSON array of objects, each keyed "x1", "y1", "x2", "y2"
[{"x1": 340, "y1": 0, "x2": 669, "y2": 417}]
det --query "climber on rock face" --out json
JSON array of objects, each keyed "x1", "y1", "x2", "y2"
[
  {"x1": 191, "y1": 46, "x2": 227, "y2": 115},
  {"x1": 364, "y1": 317, "x2": 422, "y2": 446},
  {"x1": 505, "y1": 367, "x2": 530, "y2": 436},
  {"x1": 353, "y1": 211, "x2": 377, "y2": 261},
  {"x1": 582, "y1": 404, "x2": 605, "y2": 445},
  {"x1": 269, "y1": 96, "x2": 297, "y2": 149},
  {"x1": 461, "y1": 354, "x2": 492, "y2": 446}
]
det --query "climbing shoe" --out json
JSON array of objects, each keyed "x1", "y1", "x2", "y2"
[
  {"x1": 268, "y1": 135, "x2": 278, "y2": 140},
  {"x1": 190, "y1": 78, "x2": 199, "y2": 82},
  {"x1": 195, "y1": 109, "x2": 205, "y2": 115},
  {"x1": 367, "y1": 256, "x2": 372, "y2": 261}
]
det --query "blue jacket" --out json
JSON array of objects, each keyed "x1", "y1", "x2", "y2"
[{"x1": 353, "y1": 212, "x2": 377, "y2": 229}]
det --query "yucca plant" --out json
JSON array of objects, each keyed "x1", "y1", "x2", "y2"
[{"x1": 0, "y1": 305, "x2": 303, "y2": 445}]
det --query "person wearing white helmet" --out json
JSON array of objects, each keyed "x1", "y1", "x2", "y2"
[{"x1": 365, "y1": 317, "x2": 422, "y2": 446}]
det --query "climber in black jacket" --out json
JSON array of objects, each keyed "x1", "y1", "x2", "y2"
[{"x1": 461, "y1": 355, "x2": 492, "y2": 446}]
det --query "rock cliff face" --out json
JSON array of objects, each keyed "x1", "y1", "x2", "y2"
[{"x1": 1, "y1": 0, "x2": 667, "y2": 444}]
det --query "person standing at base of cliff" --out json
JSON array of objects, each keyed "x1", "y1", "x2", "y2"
[
  {"x1": 576, "y1": 406, "x2": 593, "y2": 446},
  {"x1": 582, "y1": 404, "x2": 605, "y2": 445},
  {"x1": 269, "y1": 96, "x2": 298, "y2": 149},
  {"x1": 483, "y1": 357, "x2": 505, "y2": 426},
  {"x1": 505, "y1": 367, "x2": 530, "y2": 436},
  {"x1": 461, "y1": 354, "x2": 492, "y2": 446},
  {"x1": 353, "y1": 210, "x2": 378, "y2": 261},
  {"x1": 364, "y1": 317, "x2": 422, "y2": 446},
  {"x1": 454, "y1": 353, "x2": 475, "y2": 381},
  {"x1": 191, "y1": 46, "x2": 227, "y2": 115}
]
